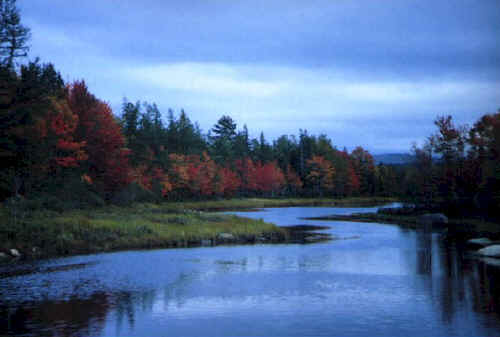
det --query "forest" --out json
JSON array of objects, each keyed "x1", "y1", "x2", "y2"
[{"x1": 0, "y1": 0, "x2": 499, "y2": 220}]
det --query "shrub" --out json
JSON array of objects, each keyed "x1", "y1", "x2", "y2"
[{"x1": 111, "y1": 182, "x2": 159, "y2": 206}]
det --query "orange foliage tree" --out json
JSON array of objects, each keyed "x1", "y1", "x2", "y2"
[{"x1": 306, "y1": 155, "x2": 335, "y2": 196}]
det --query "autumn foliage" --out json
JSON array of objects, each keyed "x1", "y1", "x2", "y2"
[
  {"x1": 68, "y1": 81, "x2": 131, "y2": 195},
  {"x1": 4, "y1": 58, "x2": 499, "y2": 221}
]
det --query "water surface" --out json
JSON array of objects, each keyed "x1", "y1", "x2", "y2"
[{"x1": 1, "y1": 205, "x2": 499, "y2": 336}]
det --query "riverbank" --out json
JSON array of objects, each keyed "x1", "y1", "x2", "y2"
[
  {"x1": 0, "y1": 203, "x2": 277, "y2": 261},
  {"x1": 159, "y1": 196, "x2": 397, "y2": 212},
  {"x1": 1, "y1": 197, "x2": 390, "y2": 262},
  {"x1": 305, "y1": 213, "x2": 500, "y2": 239}
]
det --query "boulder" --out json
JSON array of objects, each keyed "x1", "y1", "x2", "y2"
[
  {"x1": 9, "y1": 249, "x2": 21, "y2": 257},
  {"x1": 477, "y1": 245, "x2": 500, "y2": 258},
  {"x1": 217, "y1": 233, "x2": 235, "y2": 240},
  {"x1": 418, "y1": 213, "x2": 448, "y2": 226},
  {"x1": 467, "y1": 238, "x2": 493, "y2": 248}
]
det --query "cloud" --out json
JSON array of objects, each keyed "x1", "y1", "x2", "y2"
[
  {"x1": 124, "y1": 63, "x2": 288, "y2": 97},
  {"x1": 123, "y1": 62, "x2": 500, "y2": 107},
  {"x1": 20, "y1": 0, "x2": 500, "y2": 79},
  {"x1": 18, "y1": 0, "x2": 500, "y2": 153}
]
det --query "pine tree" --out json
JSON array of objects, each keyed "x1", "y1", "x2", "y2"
[{"x1": 0, "y1": 0, "x2": 30, "y2": 69}]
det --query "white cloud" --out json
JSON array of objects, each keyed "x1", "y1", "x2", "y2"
[
  {"x1": 124, "y1": 63, "x2": 289, "y2": 97},
  {"x1": 123, "y1": 62, "x2": 499, "y2": 106}
]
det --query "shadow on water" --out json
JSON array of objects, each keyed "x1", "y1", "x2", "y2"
[
  {"x1": 0, "y1": 292, "x2": 110, "y2": 337},
  {"x1": 409, "y1": 225, "x2": 500, "y2": 326}
]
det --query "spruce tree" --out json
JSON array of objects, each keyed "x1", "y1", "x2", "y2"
[{"x1": 0, "y1": 0, "x2": 30, "y2": 69}]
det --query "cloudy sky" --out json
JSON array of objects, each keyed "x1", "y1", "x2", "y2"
[{"x1": 19, "y1": 0, "x2": 500, "y2": 153}]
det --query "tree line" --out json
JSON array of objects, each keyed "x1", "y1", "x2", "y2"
[
  {"x1": 403, "y1": 114, "x2": 500, "y2": 218},
  {"x1": 0, "y1": 0, "x2": 499, "y2": 220},
  {"x1": 0, "y1": 59, "x2": 391, "y2": 205}
]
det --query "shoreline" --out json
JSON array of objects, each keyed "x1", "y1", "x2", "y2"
[
  {"x1": 0, "y1": 225, "x2": 331, "y2": 265},
  {"x1": 1, "y1": 197, "x2": 391, "y2": 263},
  {"x1": 304, "y1": 213, "x2": 500, "y2": 240}
]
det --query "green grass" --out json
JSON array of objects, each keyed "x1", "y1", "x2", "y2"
[
  {"x1": 160, "y1": 197, "x2": 397, "y2": 212},
  {"x1": 0, "y1": 196, "x2": 396, "y2": 260},
  {"x1": 0, "y1": 202, "x2": 286, "y2": 258}
]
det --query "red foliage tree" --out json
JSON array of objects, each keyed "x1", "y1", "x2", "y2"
[
  {"x1": 68, "y1": 81, "x2": 131, "y2": 196},
  {"x1": 255, "y1": 161, "x2": 285, "y2": 196},
  {"x1": 235, "y1": 158, "x2": 259, "y2": 193},
  {"x1": 216, "y1": 167, "x2": 241, "y2": 197}
]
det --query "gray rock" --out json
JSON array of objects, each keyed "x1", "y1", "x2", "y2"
[
  {"x1": 304, "y1": 235, "x2": 326, "y2": 243},
  {"x1": 9, "y1": 249, "x2": 21, "y2": 257},
  {"x1": 477, "y1": 245, "x2": 500, "y2": 258},
  {"x1": 217, "y1": 233, "x2": 235, "y2": 240},
  {"x1": 467, "y1": 238, "x2": 493, "y2": 247},
  {"x1": 418, "y1": 213, "x2": 448, "y2": 226}
]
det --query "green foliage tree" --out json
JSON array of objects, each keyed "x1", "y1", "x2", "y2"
[
  {"x1": 210, "y1": 115, "x2": 237, "y2": 163},
  {"x1": 0, "y1": 0, "x2": 30, "y2": 69}
]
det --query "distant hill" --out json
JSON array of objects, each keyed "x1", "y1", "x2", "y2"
[{"x1": 373, "y1": 153, "x2": 415, "y2": 165}]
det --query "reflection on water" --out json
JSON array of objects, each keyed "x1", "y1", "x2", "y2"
[{"x1": 1, "y1": 206, "x2": 500, "y2": 336}]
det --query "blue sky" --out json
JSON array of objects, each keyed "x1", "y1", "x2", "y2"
[{"x1": 18, "y1": 0, "x2": 500, "y2": 153}]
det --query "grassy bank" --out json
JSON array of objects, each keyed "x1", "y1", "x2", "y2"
[
  {"x1": 160, "y1": 197, "x2": 397, "y2": 212},
  {"x1": 0, "y1": 202, "x2": 289, "y2": 260},
  {"x1": 2, "y1": 197, "x2": 393, "y2": 261},
  {"x1": 305, "y1": 213, "x2": 500, "y2": 239}
]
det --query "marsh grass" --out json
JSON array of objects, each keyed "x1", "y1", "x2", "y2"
[
  {"x1": 0, "y1": 197, "x2": 395, "y2": 259},
  {"x1": 160, "y1": 197, "x2": 397, "y2": 211},
  {"x1": 0, "y1": 202, "x2": 284, "y2": 258}
]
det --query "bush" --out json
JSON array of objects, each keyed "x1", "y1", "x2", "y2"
[{"x1": 111, "y1": 183, "x2": 159, "y2": 206}]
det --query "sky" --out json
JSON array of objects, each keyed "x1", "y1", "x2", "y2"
[{"x1": 18, "y1": 0, "x2": 500, "y2": 154}]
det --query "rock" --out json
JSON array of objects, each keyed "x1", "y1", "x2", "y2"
[
  {"x1": 200, "y1": 239, "x2": 212, "y2": 246},
  {"x1": 217, "y1": 233, "x2": 235, "y2": 240},
  {"x1": 32, "y1": 247, "x2": 40, "y2": 254},
  {"x1": 477, "y1": 245, "x2": 500, "y2": 258},
  {"x1": 304, "y1": 235, "x2": 328, "y2": 243},
  {"x1": 467, "y1": 238, "x2": 493, "y2": 248},
  {"x1": 0, "y1": 252, "x2": 9, "y2": 260},
  {"x1": 9, "y1": 249, "x2": 21, "y2": 257},
  {"x1": 418, "y1": 213, "x2": 448, "y2": 226}
]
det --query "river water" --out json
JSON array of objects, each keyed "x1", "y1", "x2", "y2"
[{"x1": 1, "y1": 205, "x2": 500, "y2": 336}]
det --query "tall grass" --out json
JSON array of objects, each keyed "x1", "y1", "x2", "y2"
[
  {"x1": 0, "y1": 196, "x2": 395, "y2": 259},
  {"x1": 161, "y1": 197, "x2": 397, "y2": 211},
  {"x1": 0, "y1": 202, "x2": 284, "y2": 258}
]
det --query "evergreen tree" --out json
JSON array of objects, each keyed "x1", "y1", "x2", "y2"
[
  {"x1": 233, "y1": 124, "x2": 250, "y2": 159},
  {"x1": 0, "y1": 0, "x2": 30, "y2": 69},
  {"x1": 210, "y1": 115, "x2": 237, "y2": 163}
]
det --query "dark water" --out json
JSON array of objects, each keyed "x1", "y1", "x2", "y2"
[{"x1": 1, "y1": 205, "x2": 500, "y2": 337}]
